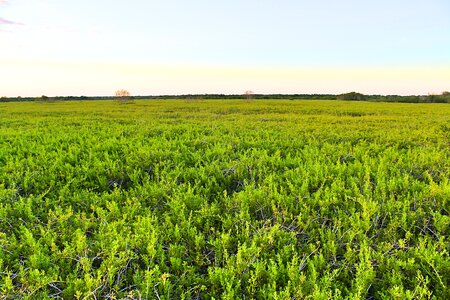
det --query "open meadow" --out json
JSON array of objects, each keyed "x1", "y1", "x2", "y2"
[{"x1": 1, "y1": 99, "x2": 449, "y2": 299}]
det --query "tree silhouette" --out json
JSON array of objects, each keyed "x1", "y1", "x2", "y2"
[
  {"x1": 115, "y1": 89, "x2": 132, "y2": 103},
  {"x1": 244, "y1": 90, "x2": 254, "y2": 101}
]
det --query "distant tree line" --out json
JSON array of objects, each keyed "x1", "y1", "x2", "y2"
[
  {"x1": 1, "y1": 92, "x2": 449, "y2": 103},
  {"x1": 336, "y1": 92, "x2": 367, "y2": 101}
]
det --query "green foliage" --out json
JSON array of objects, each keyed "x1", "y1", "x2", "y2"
[
  {"x1": 1, "y1": 92, "x2": 449, "y2": 103},
  {"x1": 0, "y1": 100, "x2": 449, "y2": 298},
  {"x1": 337, "y1": 92, "x2": 367, "y2": 101}
]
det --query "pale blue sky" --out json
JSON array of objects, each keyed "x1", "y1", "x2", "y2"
[{"x1": 1, "y1": 0, "x2": 449, "y2": 96}]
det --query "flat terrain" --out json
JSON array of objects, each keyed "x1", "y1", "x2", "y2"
[{"x1": 1, "y1": 100, "x2": 449, "y2": 299}]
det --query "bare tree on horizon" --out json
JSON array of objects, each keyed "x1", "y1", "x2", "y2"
[
  {"x1": 115, "y1": 89, "x2": 132, "y2": 104},
  {"x1": 244, "y1": 90, "x2": 254, "y2": 101}
]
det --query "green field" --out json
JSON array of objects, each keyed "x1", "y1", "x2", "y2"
[{"x1": 1, "y1": 100, "x2": 449, "y2": 299}]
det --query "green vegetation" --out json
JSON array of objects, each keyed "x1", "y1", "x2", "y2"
[
  {"x1": 337, "y1": 92, "x2": 367, "y2": 101},
  {"x1": 1, "y1": 91, "x2": 450, "y2": 103},
  {"x1": 0, "y1": 100, "x2": 449, "y2": 299}
]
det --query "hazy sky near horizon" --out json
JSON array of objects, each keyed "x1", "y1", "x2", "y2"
[{"x1": 1, "y1": 0, "x2": 449, "y2": 96}]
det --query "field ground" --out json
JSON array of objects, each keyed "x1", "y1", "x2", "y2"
[{"x1": 1, "y1": 100, "x2": 449, "y2": 299}]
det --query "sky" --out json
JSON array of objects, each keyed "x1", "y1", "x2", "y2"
[{"x1": 1, "y1": 0, "x2": 449, "y2": 96}]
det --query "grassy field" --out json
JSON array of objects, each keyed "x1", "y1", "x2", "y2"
[{"x1": 0, "y1": 99, "x2": 449, "y2": 299}]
